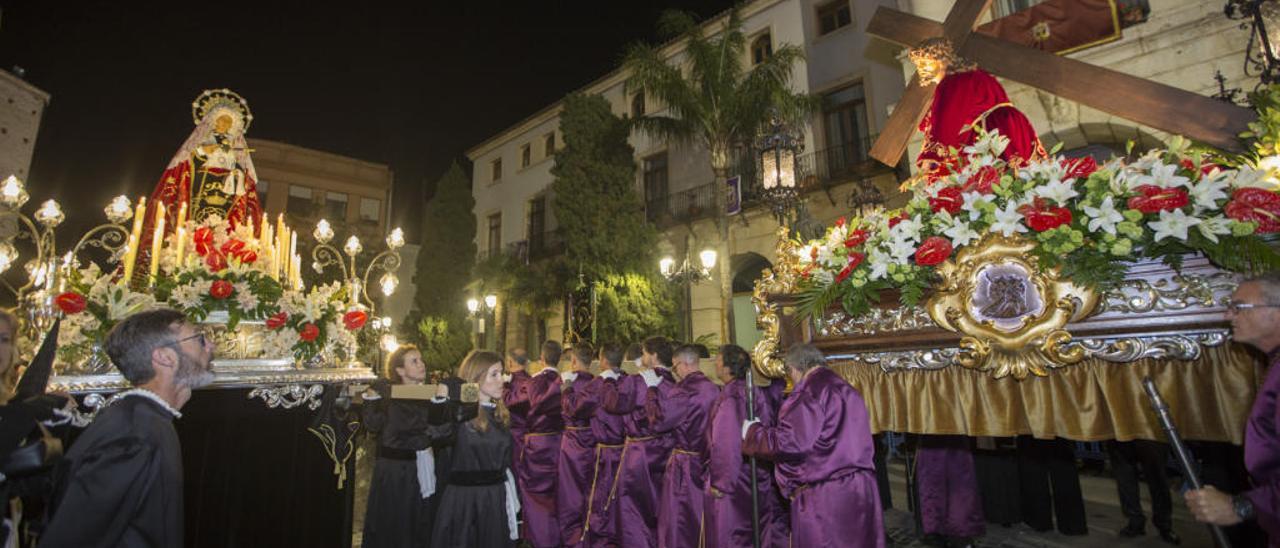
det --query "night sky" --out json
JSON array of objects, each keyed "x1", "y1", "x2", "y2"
[{"x1": 0, "y1": 1, "x2": 735, "y2": 242}]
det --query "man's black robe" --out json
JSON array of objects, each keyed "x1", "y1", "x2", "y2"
[{"x1": 41, "y1": 395, "x2": 183, "y2": 548}]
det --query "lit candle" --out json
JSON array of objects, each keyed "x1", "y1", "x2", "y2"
[
  {"x1": 174, "y1": 225, "x2": 187, "y2": 270},
  {"x1": 121, "y1": 196, "x2": 147, "y2": 285},
  {"x1": 175, "y1": 200, "x2": 188, "y2": 231},
  {"x1": 149, "y1": 202, "x2": 166, "y2": 282},
  {"x1": 290, "y1": 231, "x2": 298, "y2": 282}
]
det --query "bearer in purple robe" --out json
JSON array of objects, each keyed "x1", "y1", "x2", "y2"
[
  {"x1": 601, "y1": 336, "x2": 676, "y2": 548},
  {"x1": 742, "y1": 343, "x2": 885, "y2": 547},
  {"x1": 503, "y1": 348, "x2": 532, "y2": 468},
  {"x1": 518, "y1": 340, "x2": 565, "y2": 547},
  {"x1": 558, "y1": 343, "x2": 597, "y2": 547},
  {"x1": 705, "y1": 344, "x2": 790, "y2": 548},
  {"x1": 582, "y1": 343, "x2": 630, "y2": 547},
  {"x1": 1187, "y1": 272, "x2": 1280, "y2": 545},
  {"x1": 915, "y1": 435, "x2": 985, "y2": 545},
  {"x1": 647, "y1": 344, "x2": 720, "y2": 548}
]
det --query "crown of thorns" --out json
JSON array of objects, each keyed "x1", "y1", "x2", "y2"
[{"x1": 908, "y1": 38, "x2": 975, "y2": 72}]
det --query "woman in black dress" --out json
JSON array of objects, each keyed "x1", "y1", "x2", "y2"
[
  {"x1": 430, "y1": 350, "x2": 519, "y2": 547},
  {"x1": 362, "y1": 345, "x2": 440, "y2": 548}
]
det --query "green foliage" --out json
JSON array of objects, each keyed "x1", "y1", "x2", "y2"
[
  {"x1": 413, "y1": 161, "x2": 477, "y2": 327},
  {"x1": 1244, "y1": 84, "x2": 1280, "y2": 158},
  {"x1": 592, "y1": 273, "x2": 678, "y2": 343},
  {"x1": 415, "y1": 315, "x2": 473, "y2": 373},
  {"x1": 551, "y1": 94, "x2": 656, "y2": 280},
  {"x1": 623, "y1": 7, "x2": 818, "y2": 169}
]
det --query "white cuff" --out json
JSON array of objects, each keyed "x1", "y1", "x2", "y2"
[
  {"x1": 640, "y1": 369, "x2": 661, "y2": 388},
  {"x1": 600, "y1": 369, "x2": 619, "y2": 380},
  {"x1": 501, "y1": 374, "x2": 512, "y2": 384},
  {"x1": 560, "y1": 371, "x2": 578, "y2": 383},
  {"x1": 742, "y1": 419, "x2": 760, "y2": 440}
]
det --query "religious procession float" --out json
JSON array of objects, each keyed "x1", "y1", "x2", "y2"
[
  {"x1": 750, "y1": 2, "x2": 1280, "y2": 445},
  {"x1": 3, "y1": 89, "x2": 402, "y2": 412}
]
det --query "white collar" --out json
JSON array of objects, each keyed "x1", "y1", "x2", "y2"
[
  {"x1": 533, "y1": 366, "x2": 558, "y2": 377},
  {"x1": 109, "y1": 388, "x2": 182, "y2": 418},
  {"x1": 480, "y1": 401, "x2": 497, "y2": 409}
]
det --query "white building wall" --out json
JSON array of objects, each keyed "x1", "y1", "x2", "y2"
[{"x1": 0, "y1": 70, "x2": 49, "y2": 181}]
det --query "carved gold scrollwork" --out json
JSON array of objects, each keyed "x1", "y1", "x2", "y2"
[
  {"x1": 751, "y1": 227, "x2": 803, "y2": 379},
  {"x1": 926, "y1": 234, "x2": 1099, "y2": 379}
]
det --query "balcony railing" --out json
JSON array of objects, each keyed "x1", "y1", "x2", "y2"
[{"x1": 644, "y1": 135, "x2": 893, "y2": 228}]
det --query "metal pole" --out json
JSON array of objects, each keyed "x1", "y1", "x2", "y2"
[
  {"x1": 1141, "y1": 377, "x2": 1232, "y2": 548},
  {"x1": 746, "y1": 365, "x2": 762, "y2": 548}
]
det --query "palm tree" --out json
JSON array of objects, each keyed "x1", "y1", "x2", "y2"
[{"x1": 624, "y1": 7, "x2": 817, "y2": 344}]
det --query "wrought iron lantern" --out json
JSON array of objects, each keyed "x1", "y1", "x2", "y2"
[
  {"x1": 1226, "y1": 0, "x2": 1280, "y2": 87},
  {"x1": 758, "y1": 115, "x2": 803, "y2": 226}
]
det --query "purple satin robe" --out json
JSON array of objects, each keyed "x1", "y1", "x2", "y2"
[
  {"x1": 647, "y1": 371, "x2": 720, "y2": 548},
  {"x1": 705, "y1": 378, "x2": 790, "y2": 548},
  {"x1": 559, "y1": 371, "x2": 597, "y2": 547},
  {"x1": 601, "y1": 367, "x2": 676, "y2": 548},
  {"x1": 520, "y1": 368, "x2": 565, "y2": 548},
  {"x1": 743, "y1": 367, "x2": 885, "y2": 548},
  {"x1": 504, "y1": 370, "x2": 533, "y2": 470},
  {"x1": 583, "y1": 372, "x2": 627, "y2": 547},
  {"x1": 1245, "y1": 350, "x2": 1280, "y2": 546},
  {"x1": 916, "y1": 435, "x2": 985, "y2": 538}
]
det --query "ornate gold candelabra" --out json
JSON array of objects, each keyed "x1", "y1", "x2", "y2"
[{"x1": 309, "y1": 218, "x2": 404, "y2": 312}]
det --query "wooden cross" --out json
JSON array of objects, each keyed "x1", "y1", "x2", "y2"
[{"x1": 867, "y1": 0, "x2": 1256, "y2": 166}]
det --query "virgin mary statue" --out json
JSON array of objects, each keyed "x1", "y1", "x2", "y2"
[{"x1": 148, "y1": 89, "x2": 263, "y2": 229}]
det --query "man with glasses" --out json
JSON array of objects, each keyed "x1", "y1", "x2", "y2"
[
  {"x1": 41, "y1": 308, "x2": 214, "y2": 548},
  {"x1": 1186, "y1": 272, "x2": 1280, "y2": 545}
]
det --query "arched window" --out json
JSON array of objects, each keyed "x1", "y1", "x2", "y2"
[
  {"x1": 631, "y1": 91, "x2": 646, "y2": 118},
  {"x1": 751, "y1": 33, "x2": 773, "y2": 65}
]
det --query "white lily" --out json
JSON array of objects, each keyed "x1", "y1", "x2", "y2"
[
  {"x1": 1189, "y1": 170, "x2": 1231, "y2": 212},
  {"x1": 1032, "y1": 177, "x2": 1079, "y2": 205},
  {"x1": 887, "y1": 236, "x2": 917, "y2": 264},
  {"x1": 1082, "y1": 196, "x2": 1125, "y2": 236},
  {"x1": 1149, "y1": 208, "x2": 1201, "y2": 242},
  {"x1": 1132, "y1": 161, "x2": 1191, "y2": 189},
  {"x1": 943, "y1": 218, "x2": 980, "y2": 247},
  {"x1": 889, "y1": 215, "x2": 924, "y2": 243},
  {"x1": 868, "y1": 249, "x2": 891, "y2": 281},
  {"x1": 990, "y1": 202, "x2": 1028, "y2": 237},
  {"x1": 961, "y1": 191, "x2": 995, "y2": 222},
  {"x1": 1197, "y1": 214, "x2": 1233, "y2": 243},
  {"x1": 962, "y1": 130, "x2": 1010, "y2": 160}
]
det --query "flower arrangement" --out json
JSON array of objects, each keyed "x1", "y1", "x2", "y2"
[
  {"x1": 54, "y1": 215, "x2": 369, "y2": 365},
  {"x1": 793, "y1": 127, "x2": 1280, "y2": 320},
  {"x1": 53, "y1": 263, "x2": 157, "y2": 365}
]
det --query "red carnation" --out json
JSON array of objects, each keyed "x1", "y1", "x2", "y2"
[
  {"x1": 1062, "y1": 157, "x2": 1099, "y2": 181},
  {"x1": 844, "y1": 229, "x2": 869, "y2": 249},
  {"x1": 888, "y1": 211, "x2": 910, "y2": 228},
  {"x1": 299, "y1": 323, "x2": 320, "y2": 342},
  {"x1": 835, "y1": 252, "x2": 866, "y2": 283},
  {"x1": 343, "y1": 310, "x2": 368, "y2": 330},
  {"x1": 961, "y1": 166, "x2": 1000, "y2": 194},
  {"x1": 209, "y1": 280, "x2": 234, "y2": 300},
  {"x1": 1019, "y1": 199, "x2": 1073, "y2": 232},
  {"x1": 205, "y1": 251, "x2": 227, "y2": 272},
  {"x1": 1127, "y1": 185, "x2": 1189, "y2": 214},
  {"x1": 193, "y1": 227, "x2": 215, "y2": 257},
  {"x1": 929, "y1": 187, "x2": 964, "y2": 215},
  {"x1": 265, "y1": 311, "x2": 289, "y2": 330},
  {"x1": 915, "y1": 236, "x2": 953, "y2": 266},
  {"x1": 54, "y1": 292, "x2": 87, "y2": 315},
  {"x1": 1226, "y1": 187, "x2": 1280, "y2": 233}
]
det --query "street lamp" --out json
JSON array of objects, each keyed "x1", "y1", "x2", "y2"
[
  {"x1": 659, "y1": 246, "x2": 717, "y2": 341},
  {"x1": 759, "y1": 114, "x2": 803, "y2": 227},
  {"x1": 467, "y1": 294, "x2": 499, "y2": 350}
]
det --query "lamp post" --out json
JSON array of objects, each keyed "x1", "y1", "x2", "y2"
[
  {"x1": 467, "y1": 294, "x2": 498, "y2": 350},
  {"x1": 659, "y1": 245, "x2": 717, "y2": 342},
  {"x1": 1227, "y1": 0, "x2": 1280, "y2": 87},
  {"x1": 758, "y1": 114, "x2": 803, "y2": 229}
]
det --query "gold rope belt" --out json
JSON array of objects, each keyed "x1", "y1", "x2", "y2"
[{"x1": 565, "y1": 426, "x2": 591, "y2": 431}]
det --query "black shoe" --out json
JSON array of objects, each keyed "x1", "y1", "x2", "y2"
[
  {"x1": 922, "y1": 533, "x2": 947, "y2": 547},
  {"x1": 1118, "y1": 524, "x2": 1145, "y2": 537},
  {"x1": 1158, "y1": 529, "x2": 1181, "y2": 545}
]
